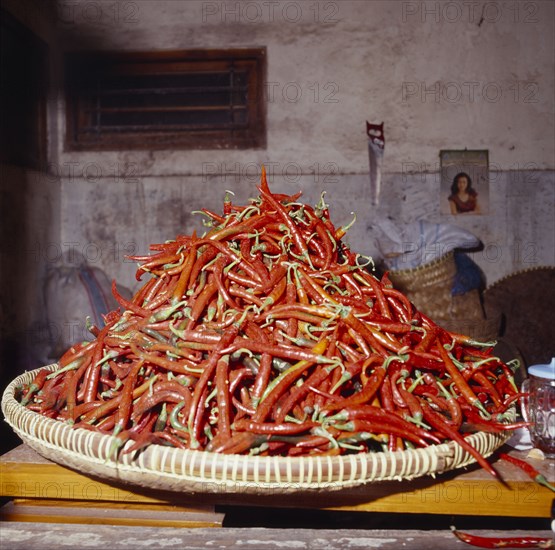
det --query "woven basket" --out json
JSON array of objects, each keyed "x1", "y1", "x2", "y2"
[
  {"x1": 2, "y1": 366, "x2": 512, "y2": 495},
  {"x1": 388, "y1": 252, "x2": 457, "y2": 321},
  {"x1": 388, "y1": 253, "x2": 500, "y2": 342}
]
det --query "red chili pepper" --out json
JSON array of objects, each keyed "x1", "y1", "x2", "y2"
[
  {"x1": 304, "y1": 209, "x2": 334, "y2": 269},
  {"x1": 211, "y1": 255, "x2": 240, "y2": 311},
  {"x1": 360, "y1": 272, "x2": 392, "y2": 319},
  {"x1": 215, "y1": 354, "x2": 232, "y2": 440},
  {"x1": 469, "y1": 367, "x2": 503, "y2": 395},
  {"x1": 415, "y1": 325, "x2": 438, "y2": 353},
  {"x1": 334, "y1": 418, "x2": 431, "y2": 448},
  {"x1": 227, "y1": 336, "x2": 331, "y2": 366},
  {"x1": 499, "y1": 452, "x2": 555, "y2": 492},
  {"x1": 250, "y1": 353, "x2": 274, "y2": 403},
  {"x1": 187, "y1": 245, "x2": 219, "y2": 291},
  {"x1": 258, "y1": 186, "x2": 309, "y2": 260},
  {"x1": 259, "y1": 164, "x2": 270, "y2": 194},
  {"x1": 83, "y1": 319, "x2": 118, "y2": 403},
  {"x1": 71, "y1": 400, "x2": 100, "y2": 421},
  {"x1": 332, "y1": 405, "x2": 441, "y2": 445},
  {"x1": 196, "y1": 237, "x2": 267, "y2": 285},
  {"x1": 232, "y1": 395, "x2": 256, "y2": 417},
  {"x1": 113, "y1": 359, "x2": 144, "y2": 433},
  {"x1": 260, "y1": 274, "x2": 288, "y2": 311},
  {"x1": 421, "y1": 401, "x2": 500, "y2": 479},
  {"x1": 398, "y1": 385, "x2": 423, "y2": 422},
  {"x1": 421, "y1": 391, "x2": 462, "y2": 428},
  {"x1": 233, "y1": 419, "x2": 317, "y2": 435},
  {"x1": 460, "y1": 407, "x2": 529, "y2": 434},
  {"x1": 66, "y1": 355, "x2": 93, "y2": 422},
  {"x1": 129, "y1": 343, "x2": 197, "y2": 376},
  {"x1": 171, "y1": 244, "x2": 198, "y2": 303},
  {"x1": 228, "y1": 367, "x2": 254, "y2": 396},
  {"x1": 112, "y1": 280, "x2": 150, "y2": 317},
  {"x1": 381, "y1": 287, "x2": 415, "y2": 320},
  {"x1": 20, "y1": 369, "x2": 49, "y2": 406},
  {"x1": 57, "y1": 340, "x2": 96, "y2": 369},
  {"x1": 252, "y1": 339, "x2": 329, "y2": 423},
  {"x1": 451, "y1": 526, "x2": 554, "y2": 548},
  {"x1": 132, "y1": 388, "x2": 190, "y2": 420},
  {"x1": 229, "y1": 284, "x2": 265, "y2": 308},
  {"x1": 81, "y1": 374, "x2": 156, "y2": 425},
  {"x1": 186, "y1": 274, "x2": 219, "y2": 328},
  {"x1": 324, "y1": 355, "x2": 385, "y2": 412},
  {"x1": 207, "y1": 214, "x2": 270, "y2": 243},
  {"x1": 207, "y1": 431, "x2": 266, "y2": 454},
  {"x1": 187, "y1": 326, "x2": 240, "y2": 447},
  {"x1": 379, "y1": 375, "x2": 396, "y2": 413},
  {"x1": 436, "y1": 340, "x2": 485, "y2": 414},
  {"x1": 121, "y1": 414, "x2": 158, "y2": 455},
  {"x1": 200, "y1": 208, "x2": 225, "y2": 225},
  {"x1": 389, "y1": 366, "x2": 409, "y2": 409},
  {"x1": 298, "y1": 270, "x2": 391, "y2": 356},
  {"x1": 275, "y1": 358, "x2": 336, "y2": 423}
]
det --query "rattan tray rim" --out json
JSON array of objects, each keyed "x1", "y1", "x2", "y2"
[{"x1": 2, "y1": 365, "x2": 511, "y2": 494}]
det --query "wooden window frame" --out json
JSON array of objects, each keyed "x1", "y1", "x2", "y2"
[{"x1": 64, "y1": 48, "x2": 267, "y2": 151}]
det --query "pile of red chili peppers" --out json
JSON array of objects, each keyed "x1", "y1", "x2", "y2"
[{"x1": 18, "y1": 169, "x2": 526, "y2": 476}]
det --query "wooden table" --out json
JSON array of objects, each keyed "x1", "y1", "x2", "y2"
[
  {"x1": 1, "y1": 444, "x2": 554, "y2": 548},
  {"x1": 2, "y1": 444, "x2": 553, "y2": 517}
]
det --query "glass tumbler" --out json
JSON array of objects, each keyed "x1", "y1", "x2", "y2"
[{"x1": 521, "y1": 358, "x2": 555, "y2": 459}]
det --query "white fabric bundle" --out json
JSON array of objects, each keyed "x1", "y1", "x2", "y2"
[{"x1": 377, "y1": 219, "x2": 480, "y2": 271}]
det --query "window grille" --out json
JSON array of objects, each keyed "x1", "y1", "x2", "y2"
[{"x1": 65, "y1": 48, "x2": 266, "y2": 151}]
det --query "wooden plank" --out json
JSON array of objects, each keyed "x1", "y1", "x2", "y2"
[
  {"x1": 0, "y1": 445, "x2": 224, "y2": 527},
  {"x1": 1, "y1": 523, "x2": 554, "y2": 550},
  {"x1": 2, "y1": 445, "x2": 554, "y2": 517},
  {"x1": 322, "y1": 478, "x2": 552, "y2": 517},
  {"x1": 320, "y1": 450, "x2": 554, "y2": 517},
  {"x1": 11, "y1": 498, "x2": 212, "y2": 513},
  {"x1": 0, "y1": 500, "x2": 224, "y2": 528},
  {"x1": 0, "y1": 445, "x2": 203, "y2": 506}
]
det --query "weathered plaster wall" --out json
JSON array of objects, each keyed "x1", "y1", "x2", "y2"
[
  {"x1": 51, "y1": 0, "x2": 555, "y2": 294},
  {"x1": 60, "y1": 169, "x2": 554, "y2": 293},
  {"x1": 54, "y1": 0, "x2": 554, "y2": 171}
]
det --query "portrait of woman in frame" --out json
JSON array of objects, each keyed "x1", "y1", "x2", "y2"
[{"x1": 440, "y1": 150, "x2": 489, "y2": 215}]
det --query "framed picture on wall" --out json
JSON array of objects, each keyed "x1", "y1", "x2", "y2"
[{"x1": 440, "y1": 150, "x2": 489, "y2": 215}]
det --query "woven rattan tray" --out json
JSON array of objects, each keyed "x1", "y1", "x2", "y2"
[{"x1": 2, "y1": 365, "x2": 511, "y2": 494}]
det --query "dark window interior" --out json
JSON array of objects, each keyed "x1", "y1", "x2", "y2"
[
  {"x1": 0, "y1": 9, "x2": 48, "y2": 169},
  {"x1": 65, "y1": 48, "x2": 266, "y2": 151}
]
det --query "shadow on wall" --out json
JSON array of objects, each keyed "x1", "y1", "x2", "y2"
[{"x1": 0, "y1": 168, "x2": 34, "y2": 455}]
